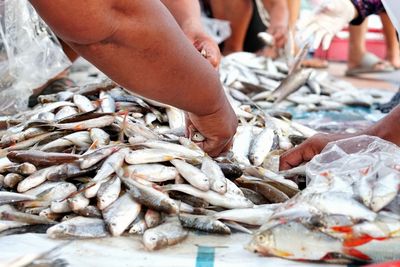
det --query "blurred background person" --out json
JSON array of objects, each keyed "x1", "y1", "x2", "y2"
[
  {"x1": 201, "y1": 0, "x2": 288, "y2": 57},
  {"x1": 346, "y1": 12, "x2": 399, "y2": 76}
]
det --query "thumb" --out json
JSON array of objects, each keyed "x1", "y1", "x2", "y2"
[
  {"x1": 196, "y1": 138, "x2": 227, "y2": 157},
  {"x1": 279, "y1": 144, "x2": 309, "y2": 171}
]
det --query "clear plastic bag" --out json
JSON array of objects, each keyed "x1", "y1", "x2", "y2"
[
  {"x1": 0, "y1": 0, "x2": 70, "y2": 114},
  {"x1": 305, "y1": 135, "x2": 400, "y2": 201}
]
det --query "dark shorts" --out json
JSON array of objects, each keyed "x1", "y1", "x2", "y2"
[{"x1": 201, "y1": 0, "x2": 267, "y2": 53}]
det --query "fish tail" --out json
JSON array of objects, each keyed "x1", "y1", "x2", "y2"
[
  {"x1": 73, "y1": 124, "x2": 83, "y2": 131},
  {"x1": 343, "y1": 235, "x2": 375, "y2": 247},
  {"x1": 331, "y1": 225, "x2": 353, "y2": 234},
  {"x1": 343, "y1": 247, "x2": 371, "y2": 262}
]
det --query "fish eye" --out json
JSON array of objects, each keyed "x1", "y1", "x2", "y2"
[{"x1": 257, "y1": 234, "x2": 266, "y2": 243}]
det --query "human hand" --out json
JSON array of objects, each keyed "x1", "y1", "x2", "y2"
[
  {"x1": 185, "y1": 100, "x2": 237, "y2": 157},
  {"x1": 185, "y1": 30, "x2": 221, "y2": 69},
  {"x1": 297, "y1": 0, "x2": 357, "y2": 50},
  {"x1": 268, "y1": 24, "x2": 287, "y2": 49},
  {"x1": 279, "y1": 133, "x2": 354, "y2": 170}
]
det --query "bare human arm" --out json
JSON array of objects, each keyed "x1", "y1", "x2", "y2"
[
  {"x1": 262, "y1": 0, "x2": 289, "y2": 48},
  {"x1": 30, "y1": 0, "x2": 237, "y2": 156},
  {"x1": 160, "y1": 0, "x2": 220, "y2": 68}
]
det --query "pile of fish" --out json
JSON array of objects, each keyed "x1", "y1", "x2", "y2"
[
  {"x1": 220, "y1": 52, "x2": 391, "y2": 113},
  {"x1": 0, "y1": 80, "x2": 310, "y2": 251},
  {"x1": 248, "y1": 136, "x2": 400, "y2": 264}
]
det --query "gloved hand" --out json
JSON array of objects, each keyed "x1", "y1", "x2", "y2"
[{"x1": 297, "y1": 0, "x2": 357, "y2": 50}]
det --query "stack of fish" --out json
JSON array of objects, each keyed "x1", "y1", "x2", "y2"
[
  {"x1": 248, "y1": 136, "x2": 400, "y2": 264},
  {"x1": 220, "y1": 52, "x2": 391, "y2": 113},
  {"x1": 0, "y1": 80, "x2": 310, "y2": 251}
]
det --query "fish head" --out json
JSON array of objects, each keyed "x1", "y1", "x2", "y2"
[
  {"x1": 166, "y1": 199, "x2": 179, "y2": 214},
  {"x1": 47, "y1": 223, "x2": 68, "y2": 238},
  {"x1": 143, "y1": 231, "x2": 167, "y2": 251},
  {"x1": 213, "y1": 180, "x2": 227, "y2": 194},
  {"x1": 247, "y1": 230, "x2": 275, "y2": 256}
]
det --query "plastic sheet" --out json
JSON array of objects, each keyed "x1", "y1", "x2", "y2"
[
  {"x1": 0, "y1": 0, "x2": 70, "y2": 114},
  {"x1": 0, "y1": 233, "x2": 345, "y2": 267}
]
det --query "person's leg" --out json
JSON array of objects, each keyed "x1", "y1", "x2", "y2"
[
  {"x1": 380, "y1": 12, "x2": 400, "y2": 69},
  {"x1": 243, "y1": 0, "x2": 267, "y2": 53},
  {"x1": 287, "y1": 0, "x2": 327, "y2": 68},
  {"x1": 347, "y1": 18, "x2": 392, "y2": 74},
  {"x1": 348, "y1": 20, "x2": 368, "y2": 69},
  {"x1": 287, "y1": 0, "x2": 300, "y2": 30},
  {"x1": 209, "y1": 0, "x2": 253, "y2": 54}
]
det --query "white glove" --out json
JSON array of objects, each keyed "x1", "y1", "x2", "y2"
[{"x1": 297, "y1": 0, "x2": 356, "y2": 50}]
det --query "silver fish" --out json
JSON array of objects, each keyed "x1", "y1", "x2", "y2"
[
  {"x1": 0, "y1": 191, "x2": 36, "y2": 205},
  {"x1": 163, "y1": 184, "x2": 254, "y2": 209},
  {"x1": 179, "y1": 213, "x2": 231, "y2": 234},
  {"x1": 47, "y1": 216, "x2": 108, "y2": 239},
  {"x1": 201, "y1": 156, "x2": 227, "y2": 194},
  {"x1": 102, "y1": 193, "x2": 141, "y2": 236},
  {"x1": 97, "y1": 176, "x2": 121, "y2": 210},
  {"x1": 144, "y1": 209, "x2": 162, "y2": 229},
  {"x1": 171, "y1": 159, "x2": 209, "y2": 191},
  {"x1": 143, "y1": 216, "x2": 188, "y2": 250},
  {"x1": 122, "y1": 164, "x2": 178, "y2": 183}
]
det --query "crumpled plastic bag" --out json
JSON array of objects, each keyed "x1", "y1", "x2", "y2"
[
  {"x1": 0, "y1": 0, "x2": 70, "y2": 114},
  {"x1": 305, "y1": 135, "x2": 400, "y2": 190}
]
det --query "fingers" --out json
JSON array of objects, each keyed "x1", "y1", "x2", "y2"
[
  {"x1": 279, "y1": 145, "x2": 309, "y2": 171},
  {"x1": 200, "y1": 43, "x2": 221, "y2": 69},
  {"x1": 197, "y1": 137, "x2": 232, "y2": 157},
  {"x1": 312, "y1": 29, "x2": 326, "y2": 50},
  {"x1": 299, "y1": 22, "x2": 320, "y2": 45},
  {"x1": 268, "y1": 27, "x2": 287, "y2": 49},
  {"x1": 322, "y1": 33, "x2": 334, "y2": 51}
]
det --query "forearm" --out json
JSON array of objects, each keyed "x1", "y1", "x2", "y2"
[
  {"x1": 362, "y1": 105, "x2": 400, "y2": 145},
  {"x1": 262, "y1": 0, "x2": 288, "y2": 28},
  {"x1": 30, "y1": 0, "x2": 225, "y2": 116},
  {"x1": 160, "y1": 0, "x2": 203, "y2": 33}
]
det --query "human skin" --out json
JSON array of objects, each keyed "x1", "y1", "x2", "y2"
[
  {"x1": 30, "y1": 0, "x2": 237, "y2": 156},
  {"x1": 209, "y1": 0, "x2": 253, "y2": 55},
  {"x1": 209, "y1": 0, "x2": 288, "y2": 55},
  {"x1": 161, "y1": 0, "x2": 221, "y2": 68},
  {"x1": 262, "y1": 0, "x2": 288, "y2": 48},
  {"x1": 279, "y1": 105, "x2": 400, "y2": 170}
]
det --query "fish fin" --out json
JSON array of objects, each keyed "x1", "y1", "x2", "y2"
[
  {"x1": 22, "y1": 200, "x2": 44, "y2": 208},
  {"x1": 343, "y1": 248, "x2": 371, "y2": 262},
  {"x1": 331, "y1": 225, "x2": 353, "y2": 234},
  {"x1": 118, "y1": 111, "x2": 129, "y2": 142},
  {"x1": 271, "y1": 248, "x2": 294, "y2": 258},
  {"x1": 343, "y1": 235, "x2": 377, "y2": 247},
  {"x1": 163, "y1": 156, "x2": 175, "y2": 161},
  {"x1": 73, "y1": 124, "x2": 83, "y2": 131},
  {"x1": 94, "y1": 98, "x2": 103, "y2": 109},
  {"x1": 88, "y1": 140, "x2": 99, "y2": 151},
  {"x1": 359, "y1": 166, "x2": 370, "y2": 175}
]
